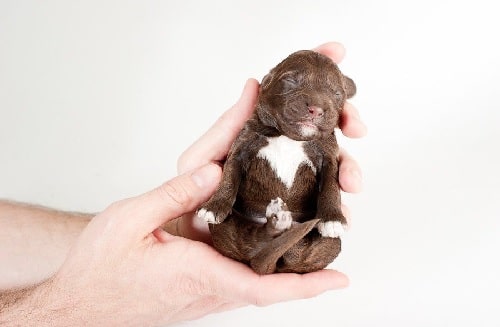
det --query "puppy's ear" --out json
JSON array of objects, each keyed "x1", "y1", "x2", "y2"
[
  {"x1": 343, "y1": 75, "x2": 356, "y2": 99},
  {"x1": 257, "y1": 105, "x2": 279, "y2": 129},
  {"x1": 261, "y1": 70, "x2": 275, "y2": 91}
]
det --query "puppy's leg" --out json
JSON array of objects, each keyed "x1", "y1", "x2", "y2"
[
  {"x1": 198, "y1": 157, "x2": 241, "y2": 224},
  {"x1": 315, "y1": 151, "x2": 348, "y2": 238},
  {"x1": 276, "y1": 231, "x2": 342, "y2": 273}
]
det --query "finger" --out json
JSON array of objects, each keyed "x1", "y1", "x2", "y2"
[
  {"x1": 115, "y1": 163, "x2": 222, "y2": 238},
  {"x1": 313, "y1": 42, "x2": 346, "y2": 64},
  {"x1": 177, "y1": 213, "x2": 212, "y2": 244},
  {"x1": 340, "y1": 102, "x2": 367, "y2": 138},
  {"x1": 341, "y1": 203, "x2": 352, "y2": 228},
  {"x1": 177, "y1": 79, "x2": 260, "y2": 174},
  {"x1": 338, "y1": 148, "x2": 363, "y2": 193},
  {"x1": 159, "y1": 214, "x2": 212, "y2": 244},
  {"x1": 207, "y1": 250, "x2": 348, "y2": 306},
  {"x1": 244, "y1": 270, "x2": 349, "y2": 306}
]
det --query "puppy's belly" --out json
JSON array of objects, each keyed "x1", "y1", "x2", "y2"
[{"x1": 235, "y1": 136, "x2": 318, "y2": 221}]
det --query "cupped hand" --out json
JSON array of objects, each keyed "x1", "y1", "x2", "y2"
[
  {"x1": 173, "y1": 42, "x2": 367, "y2": 242},
  {"x1": 40, "y1": 164, "x2": 349, "y2": 326},
  {"x1": 12, "y1": 42, "x2": 364, "y2": 327}
]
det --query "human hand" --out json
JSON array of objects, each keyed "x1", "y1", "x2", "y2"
[
  {"x1": 18, "y1": 164, "x2": 349, "y2": 326},
  {"x1": 173, "y1": 42, "x2": 367, "y2": 242},
  {"x1": 0, "y1": 42, "x2": 363, "y2": 327}
]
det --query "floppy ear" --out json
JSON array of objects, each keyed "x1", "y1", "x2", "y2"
[
  {"x1": 343, "y1": 75, "x2": 356, "y2": 99},
  {"x1": 257, "y1": 104, "x2": 279, "y2": 129}
]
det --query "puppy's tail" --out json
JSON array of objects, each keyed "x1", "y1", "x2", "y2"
[{"x1": 250, "y1": 219, "x2": 319, "y2": 275}]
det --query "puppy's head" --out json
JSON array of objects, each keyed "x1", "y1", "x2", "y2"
[{"x1": 257, "y1": 50, "x2": 356, "y2": 141}]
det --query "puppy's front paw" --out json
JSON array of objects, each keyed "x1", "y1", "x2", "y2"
[
  {"x1": 317, "y1": 221, "x2": 346, "y2": 238},
  {"x1": 197, "y1": 197, "x2": 232, "y2": 224},
  {"x1": 197, "y1": 208, "x2": 219, "y2": 224}
]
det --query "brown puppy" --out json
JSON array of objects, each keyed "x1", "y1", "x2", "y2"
[{"x1": 198, "y1": 50, "x2": 356, "y2": 274}]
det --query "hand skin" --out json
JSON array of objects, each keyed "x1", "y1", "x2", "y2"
[
  {"x1": 0, "y1": 202, "x2": 92, "y2": 290},
  {"x1": 0, "y1": 42, "x2": 366, "y2": 326}
]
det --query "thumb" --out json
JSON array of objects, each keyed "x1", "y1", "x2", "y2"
[
  {"x1": 120, "y1": 163, "x2": 222, "y2": 238},
  {"x1": 177, "y1": 78, "x2": 259, "y2": 174}
]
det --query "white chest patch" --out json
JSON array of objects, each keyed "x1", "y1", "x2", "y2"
[{"x1": 257, "y1": 136, "x2": 316, "y2": 189}]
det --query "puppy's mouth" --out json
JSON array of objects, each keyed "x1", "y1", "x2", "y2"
[
  {"x1": 298, "y1": 121, "x2": 318, "y2": 128},
  {"x1": 297, "y1": 121, "x2": 320, "y2": 137}
]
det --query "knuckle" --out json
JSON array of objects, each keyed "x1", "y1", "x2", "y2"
[
  {"x1": 104, "y1": 198, "x2": 127, "y2": 213},
  {"x1": 176, "y1": 151, "x2": 191, "y2": 174},
  {"x1": 98, "y1": 199, "x2": 131, "y2": 231},
  {"x1": 245, "y1": 279, "x2": 269, "y2": 307},
  {"x1": 251, "y1": 293, "x2": 268, "y2": 307},
  {"x1": 157, "y1": 180, "x2": 192, "y2": 209}
]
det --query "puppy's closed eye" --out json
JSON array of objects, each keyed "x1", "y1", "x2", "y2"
[
  {"x1": 279, "y1": 71, "x2": 301, "y2": 87},
  {"x1": 282, "y1": 77, "x2": 299, "y2": 90}
]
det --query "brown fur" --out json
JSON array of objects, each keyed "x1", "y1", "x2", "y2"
[{"x1": 200, "y1": 50, "x2": 356, "y2": 274}]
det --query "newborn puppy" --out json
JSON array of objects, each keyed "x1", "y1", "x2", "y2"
[{"x1": 198, "y1": 50, "x2": 356, "y2": 274}]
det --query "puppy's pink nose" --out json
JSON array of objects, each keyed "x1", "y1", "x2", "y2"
[{"x1": 308, "y1": 106, "x2": 324, "y2": 118}]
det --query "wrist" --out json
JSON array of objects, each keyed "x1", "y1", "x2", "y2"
[
  {"x1": 0, "y1": 279, "x2": 78, "y2": 327},
  {"x1": 0, "y1": 200, "x2": 93, "y2": 289}
]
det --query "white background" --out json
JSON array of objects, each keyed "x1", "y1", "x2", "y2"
[{"x1": 1, "y1": 1, "x2": 499, "y2": 326}]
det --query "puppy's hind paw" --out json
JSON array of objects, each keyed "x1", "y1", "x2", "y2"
[
  {"x1": 265, "y1": 197, "x2": 292, "y2": 232},
  {"x1": 265, "y1": 197, "x2": 287, "y2": 218},
  {"x1": 317, "y1": 221, "x2": 346, "y2": 238},
  {"x1": 270, "y1": 210, "x2": 293, "y2": 231}
]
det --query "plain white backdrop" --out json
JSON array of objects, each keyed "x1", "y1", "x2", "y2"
[{"x1": 1, "y1": 1, "x2": 499, "y2": 326}]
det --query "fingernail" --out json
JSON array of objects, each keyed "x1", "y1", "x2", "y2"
[{"x1": 191, "y1": 164, "x2": 221, "y2": 189}]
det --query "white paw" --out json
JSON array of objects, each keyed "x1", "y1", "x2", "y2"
[
  {"x1": 197, "y1": 208, "x2": 218, "y2": 224},
  {"x1": 317, "y1": 221, "x2": 346, "y2": 238},
  {"x1": 273, "y1": 210, "x2": 293, "y2": 231},
  {"x1": 266, "y1": 197, "x2": 285, "y2": 218}
]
